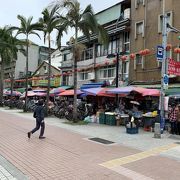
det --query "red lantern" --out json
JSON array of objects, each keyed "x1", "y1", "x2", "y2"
[
  {"x1": 95, "y1": 64, "x2": 101, "y2": 68},
  {"x1": 105, "y1": 61, "x2": 109, "y2": 65},
  {"x1": 174, "y1": 48, "x2": 179, "y2": 53},
  {"x1": 113, "y1": 59, "x2": 117, "y2": 63},
  {"x1": 130, "y1": 53, "x2": 135, "y2": 60},
  {"x1": 139, "y1": 50, "x2": 144, "y2": 56},
  {"x1": 166, "y1": 44, "x2": 172, "y2": 51},
  {"x1": 178, "y1": 48, "x2": 180, "y2": 53},
  {"x1": 121, "y1": 55, "x2": 127, "y2": 61},
  {"x1": 144, "y1": 49, "x2": 150, "y2": 55}
]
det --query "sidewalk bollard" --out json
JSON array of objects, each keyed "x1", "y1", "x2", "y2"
[{"x1": 154, "y1": 123, "x2": 161, "y2": 138}]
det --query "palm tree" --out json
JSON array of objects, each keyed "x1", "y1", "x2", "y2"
[
  {"x1": 56, "y1": 0, "x2": 108, "y2": 121},
  {"x1": 0, "y1": 27, "x2": 11, "y2": 105},
  {"x1": 0, "y1": 26, "x2": 24, "y2": 105},
  {"x1": 14, "y1": 15, "x2": 42, "y2": 112},
  {"x1": 39, "y1": 5, "x2": 66, "y2": 115},
  {"x1": 7, "y1": 32, "x2": 26, "y2": 105}
]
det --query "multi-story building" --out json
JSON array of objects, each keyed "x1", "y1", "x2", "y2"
[
  {"x1": 129, "y1": 0, "x2": 180, "y2": 86},
  {"x1": 4, "y1": 42, "x2": 52, "y2": 88},
  {"x1": 38, "y1": 46, "x2": 51, "y2": 65},
  {"x1": 61, "y1": 0, "x2": 131, "y2": 88},
  {"x1": 60, "y1": 0, "x2": 180, "y2": 92}
]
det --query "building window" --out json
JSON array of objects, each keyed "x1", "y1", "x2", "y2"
[
  {"x1": 96, "y1": 45, "x2": 101, "y2": 57},
  {"x1": 124, "y1": 32, "x2": 130, "y2": 52},
  {"x1": 100, "y1": 66, "x2": 115, "y2": 78},
  {"x1": 158, "y1": 12, "x2": 173, "y2": 33},
  {"x1": 62, "y1": 75, "x2": 69, "y2": 85},
  {"x1": 135, "y1": 0, "x2": 145, "y2": 9},
  {"x1": 136, "y1": 54, "x2": 142, "y2": 64},
  {"x1": 85, "y1": 48, "x2": 93, "y2": 60},
  {"x1": 19, "y1": 72, "x2": 24, "y2": 78},
  {"x1": 123, "y1": 62, "x2": 127, "y2": 74},
  {"x1": 63, "y1": 54, "x2": 67, "y2": 61},
  {"x1": 135, "y1": 21, "x2": 144, "y2": 38},
  {"x1": 80, "y1": 72, "x2": 89, "y2": 80},
  {"x1": 43, "y1": 66, "x2": 48, "y2": 74}
]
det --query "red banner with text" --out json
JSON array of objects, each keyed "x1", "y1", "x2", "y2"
[{"x1": 168, "y1": 58, "x2": 180, "y2": 76}]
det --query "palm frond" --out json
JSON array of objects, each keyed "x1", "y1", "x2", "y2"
[
  {"x1": 97, "y1": 24, "x2": 109, "y2": 47},
  {"x1": 29, "y1": 31, "x2": 41, "y2": 40},
  {"x1": 82, "y1": 4, "x2": 94, "y2": 16},
  {"x1": 17, "y1": 15, "x2": 27, "y2": 31},
  {"x1": 56, "y1": 21, "x2": 69, "y2": 48}
]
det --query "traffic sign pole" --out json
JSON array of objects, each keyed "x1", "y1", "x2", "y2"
[{"x1": 160, "y1": 0, "x2": 167, "y2": 133}]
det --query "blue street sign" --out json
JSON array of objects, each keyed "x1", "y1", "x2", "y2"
[
  {"x1": 157, "y1": 45, "x2": 164, "y2": 61},
  {"x1": 163, "y1": 74, "x2": 169, "y2": 85}
]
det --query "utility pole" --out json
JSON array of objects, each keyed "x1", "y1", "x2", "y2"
[
  {"x1": 115, "y1": 52, "x2": 119, "y2": 106},
  {"x1": 160, "y1": 0, "x2": 167, "y2": 132}
]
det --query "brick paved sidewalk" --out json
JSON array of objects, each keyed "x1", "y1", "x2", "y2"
[{"x1": 0, "y1": 108, "x2": 180, "y2": 180}]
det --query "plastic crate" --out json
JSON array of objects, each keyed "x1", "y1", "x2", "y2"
[
  {"x1": 105, "y1": 114, "x2": 116, "y2": 126},
  {"x1": 99, "y1": 113, "x2": 106, "y2": 124},
  {"x1": 126, "y1": 127, "x2": 139, "y2": 134}
]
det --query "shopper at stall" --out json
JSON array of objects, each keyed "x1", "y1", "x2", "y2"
[
  {"x1": 168, "y1": 103, "x2": 178, "y2": 134},
  {"x1": 176, "y1": 104, "x2": 180, "y2": 135}
]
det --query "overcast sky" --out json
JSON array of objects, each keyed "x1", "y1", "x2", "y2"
[{"x1": 0, "y1": 0, "x2": 120, "y2": 47}]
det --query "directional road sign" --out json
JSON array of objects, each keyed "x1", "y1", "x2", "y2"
[
  {"x1": 157, "y1": 45, "x2": 164, "y2": 61},
  {"x1": 163, "y1": 74, "x2": 169, "y2": 89}
]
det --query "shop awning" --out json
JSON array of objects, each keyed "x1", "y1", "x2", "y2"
[
  {"x1": 80, "y1": 82, "x2": 105, "y2": 89},
  {"x1": 106, "y1": 86, "x2": 160, "y2": 96},
  {"x1": 59, "y1": 86, "x2": 73, "y2": 90},
  {"x1": 50, "y1": 87, "x2": 65, "y2": 95},
  {"x1": 15, "y1": 88, "x2": 26, "y2": 93},
  {"x1": 58, "y1": 89, "x2": 83, "y2": 96},
  {"x1": 81, "y1": 87, "x2": 115, "y2": 97},
  {"x1": 165, "y1": 88, "x2": 180, "y2": 95},
  {"x1": 4, "y1": 90, "x2": 22, "y2": 96},
  {"x1": 135, "y1": 84, "x2": 180, "y2": 96}
]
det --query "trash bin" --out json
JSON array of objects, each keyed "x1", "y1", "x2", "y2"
[
  {"x1": 126, "y1": 122, "x2": 138, "y2": 134},
  {"x1": 126, "y1": 127, "x2": 139, "y2": 134},
  {"x1": 105, "y1": 112, "x2": 116, "y2": 126},
  {"x1": 99, "y1": 113, "x2": 106, "y2": 124}
]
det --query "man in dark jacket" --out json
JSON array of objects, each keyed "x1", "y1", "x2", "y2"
[{"x1": 27, "y1": 99, "x2": 45, "y2": 139}]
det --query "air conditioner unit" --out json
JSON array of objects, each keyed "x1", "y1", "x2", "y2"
[
  {"x1": 44, "y1": 69, "x2": 48, "y2": 74},
  {"x1": 88, "y1": 72, "x2": 95, "y2": 80}
]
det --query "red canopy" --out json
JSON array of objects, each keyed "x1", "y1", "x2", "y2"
[
  {"x1": 141, "y1": 89, "x2": 160, "y2": 96},
  {"x1": 58, "y1": 90, "x2": 83, "y2": 96}
]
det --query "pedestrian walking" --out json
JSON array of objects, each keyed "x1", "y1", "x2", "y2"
[{"x1": 27, "y1": 99, "x2": 46, "y2": 139}]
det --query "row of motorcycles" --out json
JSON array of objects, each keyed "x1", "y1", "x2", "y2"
[
  {"x1": 2, "y1": 98, "x2": 94, "y2": 121},
  {"x1": 49, "y1": 101, "x2": 94, "y2": 121}
]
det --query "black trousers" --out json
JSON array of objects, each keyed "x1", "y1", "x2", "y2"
[
  {"x1": 177, "y1": 122, "x2": 180, "y2": 135},
  {"x1": 170, "y1": 121, "x2": 177, "y2": 134},
  {"x1": 31, "y1": 119, "x2": 45, "y2": 137}
]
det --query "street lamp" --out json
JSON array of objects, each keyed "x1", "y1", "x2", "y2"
[{"x1": 115, "y1": 51, "x2": 124, "y2": 106}]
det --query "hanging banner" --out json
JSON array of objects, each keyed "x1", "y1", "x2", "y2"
[
  {"x1": 32, "y1": 77, "x2": 61, "y2": 87},
  {"x1": 168, "y1": 58, "x2": 180, "y2": 76}
]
